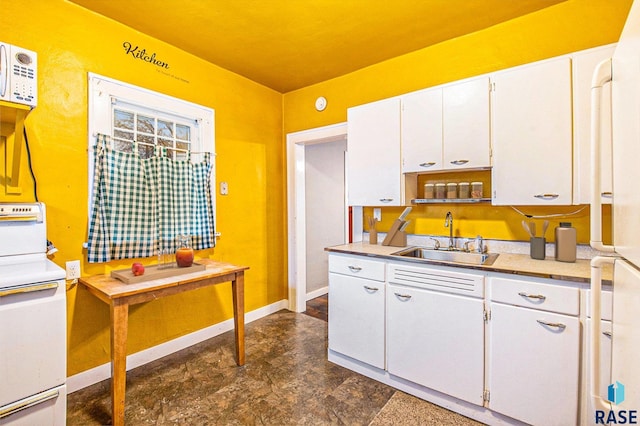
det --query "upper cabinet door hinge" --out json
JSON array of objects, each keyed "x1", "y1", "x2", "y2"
[
  {"x1": 483, "y1": 389, "x2": 490, "y2": 402},
  {"x1": 490, "y1": 81, "x2": 496, "y2": 92},
  {"x1": 483, "y1": 309, "x2": 491, "y2": 322}
]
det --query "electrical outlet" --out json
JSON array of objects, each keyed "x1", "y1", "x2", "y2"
[
  {"x1": 373, "y1": 208, "x2": 382, "y2": 221},
  {"x1": 66, "y1": 260, "x2": 81, "y2": 279},
  {"x1": 220, "y1": 182, "x2": 228, "y2": 195}
]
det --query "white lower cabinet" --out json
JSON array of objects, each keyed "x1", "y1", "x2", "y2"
[
  {"x1": 488, "y1": 276, "x2": 581, "y2": 425},
  {"x1": 387, "y1": 283, "x2": 485, "y2": 405},
  {"x1": 327, "y1": 254, "x2": 587, "y2": 425},
  {"x1": 328, "y1": 254, "x2": 385, "y2": 369}
]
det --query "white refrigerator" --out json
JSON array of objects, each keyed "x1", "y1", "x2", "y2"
[{"x1": 590, "y1": 0, "x2": 640, "y2": 418}]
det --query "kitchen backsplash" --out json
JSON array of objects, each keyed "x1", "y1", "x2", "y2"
[{"x1": 366, "y1": 232, "x2": 606, "y2": 260}]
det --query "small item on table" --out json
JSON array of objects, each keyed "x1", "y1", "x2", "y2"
[
  {"x1": 131, "y1": 262, "x2": 145, "y2": 276},
  {"x1": 176, "y1": 235, "x2": 195, "y2": 267}
]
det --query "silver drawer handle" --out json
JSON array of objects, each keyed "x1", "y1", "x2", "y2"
[
  {"x1": 0, "y1": 388, "x2": 59, "y2": 419},
  {"x1": 379, "y1": 198, "x2": 393, "y2": 203},
  {"x1": 348, "y1": 265, "x2": 362, "y2": 272},
  {"x1": 601, "y1": 192, "x2": 613, "y2": 198},
  {"x1": 419, "y1": 162, "x2": 436, "y2": 168},
  {"x1": 0, "y1": 282, "x2": 58, "y2": 297},
  {"x1": 450, "y1": 159, "x2": 469, "y2": 165},
  {"x1": 536, "y1": 319, "x2": 566, "y2": 330},
  {"x1": 534, "y1": 193, "x2": 559, "y2": 200},
  {"x1": 364, "y1": 285, "x2": 379, "y2": 292},
  {"x1": 518, "y1": 292, "x2": 546, "y2": 300},
  {"x1": 394, "y1": 292, "x2": 412, "y2": 300},
  {"x1": 603, "y1": 331, "x2": 613, "y2": 337}
]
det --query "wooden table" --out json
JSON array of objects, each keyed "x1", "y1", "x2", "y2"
[{"x1": 78, "y1": 259, "x2": 249, "y2": 426}]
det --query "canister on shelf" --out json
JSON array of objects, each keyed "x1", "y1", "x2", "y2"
[
  {"x1": 435, "y1": 183, "x2": 446, "y2": 199},
  {"x1": 458, "y1": 182, "x2": 470, "y2": 199},
  {"x1": 446, "y1": 183, "x2": 458, "y2": 199},
  {"x1": 424, "y1": 183, "x2": 435, "y2": 199},
  {"x1": 471, "y1": 182, "x2": 483, "y2": 199}
]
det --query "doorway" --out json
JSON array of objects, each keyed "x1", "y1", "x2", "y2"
[{"x1": 286, "y1": 123, "x2": 348, "y2": 312}]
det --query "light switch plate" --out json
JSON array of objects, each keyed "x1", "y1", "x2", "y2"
[{"x1": 220, "y1": 182, "x2": 228, "y2": 195}]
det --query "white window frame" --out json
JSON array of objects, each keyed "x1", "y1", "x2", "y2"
[{"x1": 87, "y1": 73, "x2": 215, "y2": 226}]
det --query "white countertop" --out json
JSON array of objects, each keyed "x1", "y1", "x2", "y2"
[{"x1": 326, "y1": 242, "x2": 613, "y2": 284}]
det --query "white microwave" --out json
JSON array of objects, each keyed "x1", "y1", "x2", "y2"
[{"x1": 0, "y1": 42, "x2": 37, "y2": 107}]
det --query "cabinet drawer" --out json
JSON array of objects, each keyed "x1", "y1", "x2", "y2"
[
  {"x1": 328, "y1": 254, "x2": 385, "y2": 281},
  {"x1": 490, "y1": 276, "x2": 579, "y2": 316}
]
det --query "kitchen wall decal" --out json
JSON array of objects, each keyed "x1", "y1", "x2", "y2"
[{"x1": 122, "y1": 41, "x2": 170, "y2": 69}]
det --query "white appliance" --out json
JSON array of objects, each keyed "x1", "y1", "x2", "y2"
[
  {"x1": 0, "y1": 42, "x2": 37, "y2": 107},
  {"x1": 0, "y1": 203, "x2": 66, "y2": 425},
  {"x1": 590, "y1": 0, "x2": 640, "y2": 420}
]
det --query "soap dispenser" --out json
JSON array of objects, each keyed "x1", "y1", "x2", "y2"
[{"x1": 555, "y1": 222, "x2": 577, "y2": 263}]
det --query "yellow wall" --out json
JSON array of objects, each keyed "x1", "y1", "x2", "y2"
[
  {"x1": 283, "y1": 0, "x2": 629, "y2": 245},
  {"x1": 0, "y1": 0, "x2": 286, "y2": 375}
]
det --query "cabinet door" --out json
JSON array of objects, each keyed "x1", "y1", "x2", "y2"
[
  {"x1": 573, "y1": 45, "x2": 615, "y2": 205},
  {"x1": 443, "y1": 77, "x2": 491, "y2": 170},
  {"x1": 328, "y1": 272, "x2": 385, "y2": 369},
  {"x1": 347, "y1": 98, "x2": 401, "y2": 206},
  {"x1": 489, "y1": 303, "x2": 580, "y2": 425},
  {"x1": 387, "y1": 284, "x2": 485, "y2": 405},
  {"x1": 401, "y1": 88, "x2": 443, "y2": 173},
  {"x1": 491, "y1": 57, "x2": 573, "y2": 205}
]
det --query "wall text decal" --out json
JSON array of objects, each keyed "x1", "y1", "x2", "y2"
[{"x1": 122, "y1": 42, "x2": 170, "y2": 69}]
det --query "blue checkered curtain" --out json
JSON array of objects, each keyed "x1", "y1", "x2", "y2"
[{"x1": 87, "y1": 136, "x2": 215, "y2": 263}]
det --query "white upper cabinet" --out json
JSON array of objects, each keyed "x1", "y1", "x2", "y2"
[
  {"x1": 443, "y1": 76, "x2": 491, "y2": 170},
  {"x1": 401, "y1": 88, "x2": 443, "y2": 173},
  {"x1": 347, "y1": 98, "x2": 402, "y2": 206},
  {"x1": 572, "y1": 44, "x2": 615, "y2": 205},
  {"x1": 401, "y1": 76, "x2": 491, "y2": 174},
  {"x1": 491, "y1": 57, "x2": 573, "y2": 205}
]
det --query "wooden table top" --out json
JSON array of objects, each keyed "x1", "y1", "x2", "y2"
[{"x1": 79, "y1": 259, "x2": 249, "y2": 300}]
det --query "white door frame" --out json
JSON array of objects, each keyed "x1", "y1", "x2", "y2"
[{"x1": 286, "y1": 122, "x2": 348, "y2": 312}]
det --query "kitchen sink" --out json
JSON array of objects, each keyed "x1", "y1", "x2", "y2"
[{"x1": 391, "y1": 247, "x2": 499, "y2": 266}]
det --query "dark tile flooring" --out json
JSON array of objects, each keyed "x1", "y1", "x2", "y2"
[{"x1": 67, "y1": 295, "x2": 481, "y2": 425}]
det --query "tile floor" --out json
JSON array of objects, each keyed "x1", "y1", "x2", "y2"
[{"x1": 67, "y1": 295, "x2": 482, "y2": 425}]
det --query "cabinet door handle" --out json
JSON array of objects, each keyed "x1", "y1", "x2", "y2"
[
  {"x1": 363, "y1": 285, "x2": 379, "y2": 292},
  {"x1": 394, "y1": 292, "x2": 412, "y2": 300},
  {"x1": 379, "y1": 198, "x2": 393, "y2": 203},
  {"x1": 348, "y1": 265, "x2": 362, "y2": 272},
  {"x1": 518, "y1": 292, "x2": 546, "y2": 301},
  {"x1": 450, "y1": 159, "x2": 469, "y2": 166},
  {"x1": 419, "y1": 162, "x2": 436, "y2": 168},
  {"x1": 536, "y1": 319, "x2": 566, "y2": 330},
  {"x1": 533, "y1": 193, "x2": 559, "y2": 200},
  {"x1": 601, "y1": 192, "x2": 613, "y2": 198},
  {"x1": 603, "y1": 331, "x2": 613, "y2": 338}
]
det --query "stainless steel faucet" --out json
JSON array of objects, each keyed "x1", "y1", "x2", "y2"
[{"x1": 444, "y1": 211, "x2": 454, "y2": 250}]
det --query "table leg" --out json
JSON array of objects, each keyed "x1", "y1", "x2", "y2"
[
  {"x1": 110, "y1": 300, "x2": 129, "y2": 426},
  {"x1": 232, "y1": 272, "x2": 245, "y2": 366}
]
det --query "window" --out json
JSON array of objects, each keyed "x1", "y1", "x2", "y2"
[
  {"x1": 86, "y1": 74, "x2": 216, "y2": 261},
  {"x1": 88, "y1": 73, "x2": 214, "y2": 210}
]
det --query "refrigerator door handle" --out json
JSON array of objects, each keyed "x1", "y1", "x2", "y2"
[
  {"x1": 590, "y1": 256, "x2": 616, "y2": 412},
  {"x1": 590, "y1": 58, "x2": 615, "y2": 253}
]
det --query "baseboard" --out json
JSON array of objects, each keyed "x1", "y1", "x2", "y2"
[
  {"x1": 67, "y1": 299, "x2": 289, "y2": 393},
  {"x1": 306, "y1": 286, "x2": 328, "y2": 301}
]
